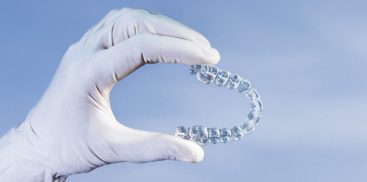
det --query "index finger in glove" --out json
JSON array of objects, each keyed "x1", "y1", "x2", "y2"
[
  {"x1": 84, "y1": 8, "x2": 212, "y2": 50},
  {"x1": 91, "y1": 34, "x2": 220, "y2": 84}
]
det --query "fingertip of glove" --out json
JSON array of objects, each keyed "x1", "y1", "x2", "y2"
[
  {"x1": 190, "y1": 143, "x2": 205, "y2": 163},
  {"x1": 170, "y1": 138, "x2": 205, "y2": 163},
  {"x1": 210, "y1": 47, "x2": 221, "y2": 65},
  {"x1": 202, "y1": 47, "x2": 220, "y2": 65}
]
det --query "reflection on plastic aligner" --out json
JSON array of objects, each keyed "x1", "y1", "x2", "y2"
[{"x1": 175, "y1": 64, "x2": 263, "y2": 146}]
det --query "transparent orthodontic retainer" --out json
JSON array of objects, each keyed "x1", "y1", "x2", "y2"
[{"x1": 174, "y1": 65, "x2": 263, "y2": 146}]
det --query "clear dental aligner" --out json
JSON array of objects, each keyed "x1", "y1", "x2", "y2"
[{"x1": 175, "y1": 65, "x2": 263, "y2": 146}]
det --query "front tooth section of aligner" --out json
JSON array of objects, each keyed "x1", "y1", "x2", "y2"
[
  {"x1": 242, "y1": 122, "x2": 255, "y2": 134},
  {"x1": 247, "y1": 88, "x2": 260, "y2": 100},
  {"x1": 250, "y1": 98, "x2": 263, "y2": 113},
  {"x1": 248, "y1": 108, "x2": 261, "y2": 124},
  {"x1": 196, "y1": 65, "x2": 218, "y2": 84}
]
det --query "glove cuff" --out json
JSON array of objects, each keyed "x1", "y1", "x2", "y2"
[{"x1": 0, "y1": 120, "x2": 68, "y2": 181}]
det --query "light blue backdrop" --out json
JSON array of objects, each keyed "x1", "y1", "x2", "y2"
[{"x1": 0, "y1": 0, "x2": 366, "y2": 181}]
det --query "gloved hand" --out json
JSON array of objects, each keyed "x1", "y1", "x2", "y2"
[{"x1": 0, "y1": 8, "x2": 220, "y2": 182}]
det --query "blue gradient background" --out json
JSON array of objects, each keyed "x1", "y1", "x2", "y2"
[{"x1": 1, "y1": 0, "x2": 366, "y2": 181}]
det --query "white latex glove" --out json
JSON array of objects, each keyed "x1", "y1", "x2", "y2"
[{"x1": 0, "y1": 8, "x2": 220, "y2": 182}]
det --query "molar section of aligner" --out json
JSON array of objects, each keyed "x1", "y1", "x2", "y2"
[
  {"x1": 242, "y1": 122, "x2": 255, "y2": 134},
  {"x1": 215, "y1": 70, "x2": 230, "y2": 87},
  {"x1": 227, "y1": 74, "x2": 241, "y2": 89},
  {"x1": 188, "y1": 126, "x2": 209, "y2": 146},
  {"x1": 175, "y1": 126, "x2": 189, "y2": 139},
  {"x1": 189, "y1": 65, "x2": 201, "y2": 75},
  {"x1": 208, "y1": 127, "x2": 221, "y2": 144},
  {"x1": 196, "y1": 65, "x2": 218, "y2": 84},
  {"x1": 219, "y1": 128, "x2": 232, "y2": 143}
]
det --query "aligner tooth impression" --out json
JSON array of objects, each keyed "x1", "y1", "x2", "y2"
[{"x1": 175, "y1": 65, "x2": 263, "y2": 146}]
